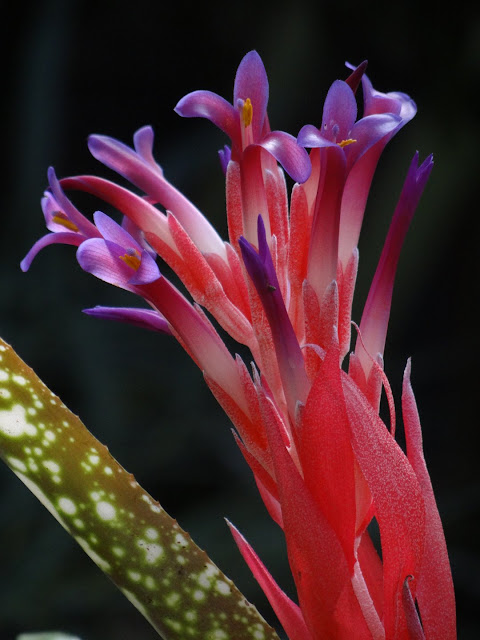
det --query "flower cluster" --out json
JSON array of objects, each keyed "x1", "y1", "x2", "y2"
[{"x1": 23, "y1": 51, "x2": 455, "y2": 639}]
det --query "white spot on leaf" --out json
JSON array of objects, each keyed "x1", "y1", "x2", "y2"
[
  {"x1": 7, "y1": 457, "x2": 27, "y2": 472},
  {"x1": 96, "y1": 501, "x2": 116, "y2": 521},
  {"x1": 43, "y1": 460, "x2": 61, "y2": 474},
  {"x1": 58, "y1": 497, "x2": 77, "y2": 515},
  {"x1": 0, "y1": 404, "x2": 38, "y2": 437},
  {"x1": 137, "y1": 539, "x2": 164, "y2": 564},
  {"x1": 215, "y1": 580, "x2": 231, "y2": 595},
  {"x1": 145, "y1": 527, "x2": 158, "y2": 541}
]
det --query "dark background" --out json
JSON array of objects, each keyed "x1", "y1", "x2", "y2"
[{"x1": 1, "y1": 0, "x2": 478, "y2": 638}]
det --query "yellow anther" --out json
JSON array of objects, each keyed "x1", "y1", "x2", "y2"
[
  {"x1": 338, "y1": 138, "x2": 357, "y2": 148},
  {"x1": 52, "y1": 213, "x2": 79, "y2": 232},
  {"x1": 120, "y1": 250, "x2": 141, "y2": 271},
  {"x1": 242, "y1": 98, "x2": 253, "y2": 128}
]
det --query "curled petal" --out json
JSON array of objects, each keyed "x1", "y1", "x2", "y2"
[
  {"x1": 83, "y1": 306, "x2": 171, "y2": 334},
  {"x1": 345, "y1": 113, "x2": 402, "y2": 167},
  {"x1": 21, "y1": 231, "x2": 84, "y2": 272},
  {"x1": 174, "y1": 90, "x2": 239, "y2": 145},
  {"x1": 362, "y1": 74, "x2": 417, "y2": 122},
  {"x1": 259, "y1": 131, "x2": 311, "y2": 183},
  {"x1": 297, "y1": 124, "x2": 338, "y2": 149}
]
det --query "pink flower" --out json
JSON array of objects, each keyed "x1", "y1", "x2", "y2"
[{"x1": 23, "y1": 52, "x2": 455, "y2": 639}]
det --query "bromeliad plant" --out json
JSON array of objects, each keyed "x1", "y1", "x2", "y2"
[{"x1": 0, "y1": 51, "x2": 456, "y2": 639}]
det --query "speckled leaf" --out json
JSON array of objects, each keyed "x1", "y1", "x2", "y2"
[{"x1": 0, "y1": 338, "x2": 279, "y2": 640}]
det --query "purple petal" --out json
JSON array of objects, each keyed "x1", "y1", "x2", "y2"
[
  {"x1": 77, "y1": 238, "x2": 134, "y2": 289},
  {"x1": 92, "y1": 212, "x2": 161, "y2": 284},
  {"x1": 356, "y1": 152, "x2": 433, "y2": 374},
  {"x1": 121, "y1": 216, "x2": 156, "y2": 258},
  {"x1": 233, "y1": 50, "x2": 269, "y2": 142},
  {"x1": 218, "y1": 145, "x2": 232, "y2": 174},
  {"x1": 88, "y1": 134, "x2": 227, "y2": 258},
  {"x1": 93, "y1": 211, "x2": 143, "y2": 250},
  {"x1": 128, "y1": 249, "x2": 161, "y2": 285},
  {"x1": 322, "y1": 80, "x2": 357, "y2": 143},
  {"x1": 21, "y1": 231, "x2": 84, "y2": 272},
  {"x1": 362, "y1": 75, "x2": 417, "y2": 122},
  {"x1": 133, "y1": 125, "x2": 162, "y2": 172},
  {"x1": 259, "y1": 131, "x2": 311, "y2": 183},
  {"x1": 174, "y1": 90, "x2": 239, "y2": 145},
  {"x1": 345, "y1": 113, "x2": 402, "y2": 167},
  {"x1": 88, "y1": 134, "x2": 146, "y2": 181},
  {"x1": 239, "y1": 216, "x2": 309, "y2": 417},
  {"x1": 42, "y1": 192, "x2": 78, "y2": 233},
  {"x1": 239, "y1": 218, "x2": 277, "y2": 294},
  {"x1": 83, "y1": 306, "x2": 171, "y2": 334},
  {"x1": 47, "y1": 167, "x2": 99, "y2": 238},
  {"x1": 297, "y1": 124, "x2": 338, "y2": 150}
]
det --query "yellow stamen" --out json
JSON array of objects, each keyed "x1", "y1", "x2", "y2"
[
  {"x1": 242, "y1": 98, "x2": 253, "y2": 128},
  {"x1": 120, "y1": 250, "x2": 141, "y2": 271},
  {"x1": 338, "y1": 138, "x2": 357, "y2": 148},
  {"x1": 52, "y1": 213, "x2": 79, "y2": 232}
]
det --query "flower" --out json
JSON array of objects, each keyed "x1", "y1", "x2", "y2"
[
  {"x1": 175, "y1": 50, "x2": 311, "y2": 245},
  {"x1": 23, "y1": 51, "x2": 455, "y2": 639}
]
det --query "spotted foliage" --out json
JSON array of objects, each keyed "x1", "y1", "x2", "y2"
[{"x1": 0, "y1": 338, "x2": 279, "y2": 640}]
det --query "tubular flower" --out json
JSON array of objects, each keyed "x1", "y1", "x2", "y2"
[
  {"x1": 175, "y1": 50, "x2": 311, "y2": 245},
  {"x1": 23, "y1": 52, "x2": 455, "y2": 639}
]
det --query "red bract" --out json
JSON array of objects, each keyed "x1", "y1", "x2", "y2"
[{"x1": 23, "y1": 52, "x2": 455, "y2": 638}]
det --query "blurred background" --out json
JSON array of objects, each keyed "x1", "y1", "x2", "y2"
[{"x1": 1, "y1": 0, "x2": 478, "y2": 637}]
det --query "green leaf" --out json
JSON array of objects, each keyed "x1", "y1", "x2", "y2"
[{"x1": 0, "y1": 338, "x2": 280, "y2": 640}]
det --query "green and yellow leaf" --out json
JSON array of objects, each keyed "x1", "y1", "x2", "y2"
[{"x1": 0, "y1": 338, "x2": 279, "y2": 640}]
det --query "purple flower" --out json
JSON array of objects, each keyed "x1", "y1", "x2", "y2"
[
  {"x1": 21, "y1": 167, "x2": 100, "y2": 271},
  {"x1": 175, "y1": 50, "x2": 311, "y2": 184},
  {"x1": 77, "y1": 211, "x2": 161, "y2": 289}
]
